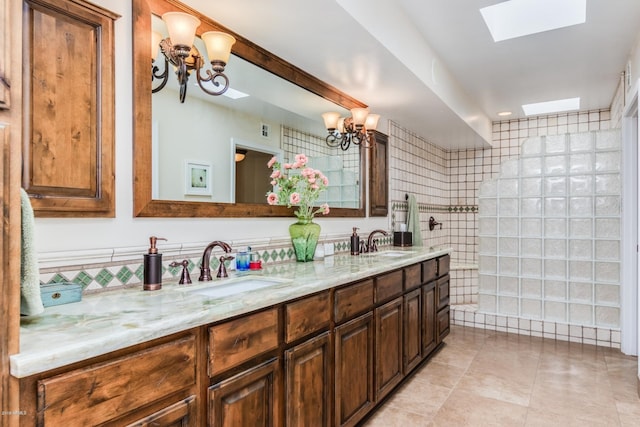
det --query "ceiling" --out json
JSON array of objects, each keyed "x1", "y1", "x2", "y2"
[{"x1": 181, "y1": 0, "x2": 640, "y2": 150}]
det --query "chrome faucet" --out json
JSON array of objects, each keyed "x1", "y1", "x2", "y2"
[
  {"x1": 199, "y1": 241, "x2": 232, "y2": 281},
  {"x1": 364, "y1": 229, "x2": 389, "y2": 253}
]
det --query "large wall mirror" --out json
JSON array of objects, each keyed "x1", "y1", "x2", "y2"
[{"x1": 133, "y1": 0, "x2": 367, "y2": 217}]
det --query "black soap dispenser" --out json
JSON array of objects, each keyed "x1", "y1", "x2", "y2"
[
  {"x1": 351, "y1": 227, "x2": 360, "y2": 255},
  {"x1": 143, "y1": 236, "x2": 167, "y2": 291}
]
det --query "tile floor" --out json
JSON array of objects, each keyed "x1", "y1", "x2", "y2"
[{"x1": 364, "y1": 325, "x2": 639, "y2": 426}]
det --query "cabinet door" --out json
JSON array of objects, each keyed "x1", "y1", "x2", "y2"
[
  {"x1": 368, "y1": 130, "x2": 388, "y2": 216},
  {"x1": 285, "y1": 332, "x2": 331, "y2": 427},
  {"x1": 437, "y1": 306, "x2": 451, "y2": 343},
  {"x1": 403, "y1": 288, "x2": 422, "y2": 373},
  {"x1": 374, "y1": 297, "x2": 403, "y2": 401},
  {"x1": 23, "y1": 0, "x2": 117, "y2": 216},
  {"x1": 208, "y1": 358, "x2": 281, "y2": 427},
  {"x1": 335, "y1": 312, "x2": 374, "y2": 427},
  {"x1": 422, "y1": 281, "x2": 437, "y2": 357},
  {"x1": 0, "y1": 0, "x2": 9, "y2": 109},
  {"x1": 125, "y1": 395, "x2": 196, "y2": 427}
]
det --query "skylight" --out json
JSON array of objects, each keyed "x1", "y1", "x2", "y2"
[
  {"x1": 522, "y1": 97, "x2": 580, "y2": 116},
  {"x1": 480, "y1": 0, "x2": 586, "y2": 42},
  {"x1": 222, "y1": 87, "x2": 249, "y2": 100}
]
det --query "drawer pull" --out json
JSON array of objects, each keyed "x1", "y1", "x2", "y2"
[{"x1": 52, "y1": 292, "x2": 61, "y2": 299}]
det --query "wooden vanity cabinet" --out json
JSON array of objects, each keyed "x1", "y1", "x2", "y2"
[{"x1": 18, "y1": 254, "x2": 451, "y2": 427}]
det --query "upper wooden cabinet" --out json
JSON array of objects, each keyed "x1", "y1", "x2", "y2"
[
  {"x1": 22, "y1": 0, "x2": 119, "y2": 217},
  {"x1": 0, "y1": 1, "x2": 10, "y2": 110},
  {"x1": 369, "y1": 130, "x2": 389, "y2": 217}
]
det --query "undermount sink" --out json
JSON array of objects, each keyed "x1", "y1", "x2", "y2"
[
  {"x1": 179, "y1": 276, "x2": 291, "y2": 299},
  {"x1": 363, "y1": 250, "x2": 416, "y2": 258}
]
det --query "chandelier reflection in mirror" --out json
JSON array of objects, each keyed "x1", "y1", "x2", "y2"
[
  {"x1": 322, "y1": 108, "x2": 380, "y2": 151},
  {"x1": 151, "y1": 12, "x2": 236, "y2": 103}
]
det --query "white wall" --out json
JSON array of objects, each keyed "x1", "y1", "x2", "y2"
[
  {"x1": 34, "y1": 0, "x2": 387, "y2": 257},
  {"x1": 152, "y1": 88, "x2": 281, "y2": 203}
]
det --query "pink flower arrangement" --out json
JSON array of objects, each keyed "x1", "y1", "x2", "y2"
[{"x1": 266, "y1": 153, "x2": 330, "y2": 220}]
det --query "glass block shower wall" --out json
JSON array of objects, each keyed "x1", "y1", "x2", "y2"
[{"x1": 478, "y1": 129, "x2": 621, "y2": 328}]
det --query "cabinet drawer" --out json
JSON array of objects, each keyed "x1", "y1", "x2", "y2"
[
  {"x1": 209, "y1": 308, "x2": 279, "y2": 376},
  {"x1": 285, "y1": 291, "x2": 331, "y2": 343},
  {"x1": 38, "y1": 335, "x2": 196, "y2": 427},
  {"x1": 437, "y1": 275, "x2": 450, "y2": 310},
  {"x1": 437, "y1": 307, "x2": 450, "y2": 342},
  {"x1": 334, "y1": 279, "x2": 374, "y2": 323},
  {"x1": 375, "y1": 270, "x2": 403, "y2": 303},
  {"x1": 403, "y1": 264, "x2": 421, "y2": 291},
  {"x1": 125, "y1": 395, "x2": 196, "y2": 427},
  {"x1": 438, "y1": 254, "x2": 450, "y2": 277},
  {"x1": 422, "y1": 258, "x2": 437, "y2": 283}
]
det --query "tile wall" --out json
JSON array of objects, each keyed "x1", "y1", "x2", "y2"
[{"x1": 388, "y1": 110, "x2": 614, "y2": 308}]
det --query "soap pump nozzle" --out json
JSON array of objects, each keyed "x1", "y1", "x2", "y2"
[
  {"x1": 148, "y1": 236, "x2": 167, "y2": 254},
  {"x1": 144, "y1": 236, "x2": 167, "y2": 291}
]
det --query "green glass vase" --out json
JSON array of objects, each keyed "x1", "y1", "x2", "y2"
[{"x1": 289, "y1": 218, "x2": 321, "y2": 262}]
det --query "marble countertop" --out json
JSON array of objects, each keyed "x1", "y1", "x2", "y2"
[{"x1": 11, "y1": 246, "x2": 451, "y2": 378}]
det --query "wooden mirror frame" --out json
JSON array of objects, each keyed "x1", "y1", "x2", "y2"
[{"x1": 133, "y1": 0, "x2": 367, "y2": 217}]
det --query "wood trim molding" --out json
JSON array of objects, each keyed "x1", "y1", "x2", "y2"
[{"x1": 1, "y1": 1, "x2": 23, "y2": 424}]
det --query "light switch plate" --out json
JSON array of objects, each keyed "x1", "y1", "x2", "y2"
[{"x1": 323, "y1": 243, "x2": 335, "y2": 256}]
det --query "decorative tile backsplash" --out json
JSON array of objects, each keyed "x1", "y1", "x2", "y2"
[{"x1": 39, "y1": 236, "x2": 372, "y2": 292}]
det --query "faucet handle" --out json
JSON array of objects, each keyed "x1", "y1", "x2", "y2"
[
  {"x1": 217, "y1": 255, "x2": 234, "y2": 278},
  {"x1": 169, "y1": 259, "x2": 192, "y2": 285}
]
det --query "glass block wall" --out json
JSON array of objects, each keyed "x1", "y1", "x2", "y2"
[{"x1": 478, "y1": 129, "x2": 622, "y2": 328}]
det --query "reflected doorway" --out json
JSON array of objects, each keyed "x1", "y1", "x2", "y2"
[{"x1": 235, "y1": 148, "x2": 273, "y2": 204}]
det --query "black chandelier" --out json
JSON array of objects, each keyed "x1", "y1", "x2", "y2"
[
  {"x1": 322, "y1": 108, "x2": 380, "y2": 151},
  {"x1": 151, "y1": 12, "x2": 236, "y2": 103}
]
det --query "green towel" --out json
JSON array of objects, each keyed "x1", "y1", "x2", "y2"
[
  {"x1": 20, "y1": 188, "x2": 44, "y2": 316},
  {"x1": 406, "y1": 195, "x2": 423, "y2": 247}
]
